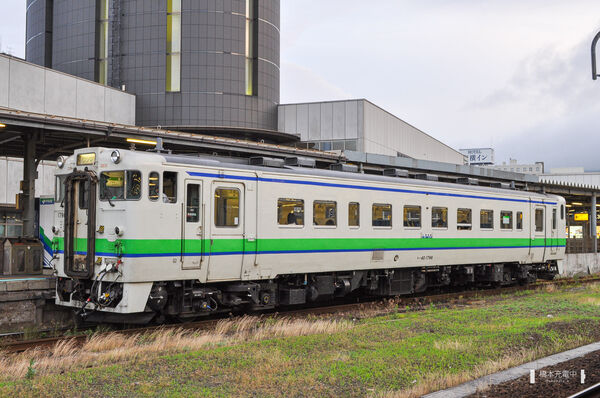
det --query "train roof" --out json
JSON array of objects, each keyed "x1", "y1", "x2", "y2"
[
  {"x1": 71, "y1": 148, "x2": 561, "y2": 202},
  {"x1": 157, "y1": 151, "x2": 561, "y2": 203}
]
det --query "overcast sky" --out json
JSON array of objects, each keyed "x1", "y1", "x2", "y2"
[{"x1": 2, "y1": 1, "x2": 600, "y2": 170}]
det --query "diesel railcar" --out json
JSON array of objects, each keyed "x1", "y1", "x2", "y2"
[{"x1": 44, "y1": 147, "x2": 565, "y2": 323}]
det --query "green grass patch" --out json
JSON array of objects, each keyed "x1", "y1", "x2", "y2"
[{"x1": 2, "y1": 284, "x2": 600, "y2": 397}]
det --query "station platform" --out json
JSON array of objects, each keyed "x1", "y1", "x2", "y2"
[{"x1": 0, "y1": 272, "x2": 71, "y2": 333}]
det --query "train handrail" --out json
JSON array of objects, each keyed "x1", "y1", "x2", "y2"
[{"x1": 592, "y1": 30, "x2": 600, "y2": 80}]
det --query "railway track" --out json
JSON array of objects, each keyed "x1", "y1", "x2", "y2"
[
  {"x1": 568, "y1": 382, "x2": 600, "y2": 398},
  {"x1": 2, "y1": 275, "x2": 599, "y2": 355}
]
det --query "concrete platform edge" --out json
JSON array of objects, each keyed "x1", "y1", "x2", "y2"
[{"x1": 422, "y1": 341, "x2": 600, "y2": 398}]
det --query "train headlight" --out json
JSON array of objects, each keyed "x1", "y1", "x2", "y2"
[
  {"x1": 57, "y1": 156, "x2": 66, "y2": 169},
  {"x1": 114, "y1": 226, "x2": 124, "y2": 236},
  {"x1": 110, "y1": 150, "x2": 121, "y2": 164}
]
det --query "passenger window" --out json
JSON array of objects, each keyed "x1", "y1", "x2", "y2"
[
  {"x1": 457, "y1": 208, "x2": 472, "y2": 230},
  {"x1": 516, "y1": 212, "x2": 523, "y2": 230},
  {"x1": 313, "y1": 201, "x2": 337, "y2": 226},
  {"x1": 349, "y1": 202, "x2": 360, "y2": 227},
  {"x1": 403, "y1": 205, "x2": 421, "y2": 228},
  {"x1": 126, "y1": 170, "x2": 142, "y2": 200},
  {"x1": 186, "y1": 184, "x2": 200, "y2": 223},
  {"x1": 148, "y1": 172, "x2": 159, "y2": 201},
  {"x1": 431, "y1": 207, "x2": 447, "y2": 228},
  {"x1": 500, "y1": 211, "x2": 512, "y2": 230},
  {"x1": 100, "y1": 171, "x2": 125, "y2": 201},
  {"x1": 214, "y1": 188, "x2": 240, "y2": 227},
  {"x1": 552, "y1": 208, "x2": 557, "y2": 230},
  {"x1": 163, "y1": 171, "x2": 177, "y2": 203},
  {"x1": 278, "y1": 198, "x2": 304, "y2": 226},
  {"x1": 480, "y1": 210, "x2": 493, "y2": 229},
  {"x1": 372, "y1": 203, "x2": 392, "y2": 227},
  {"x1": 535, "y1": 209, "x2": 544, "y2": 232}
]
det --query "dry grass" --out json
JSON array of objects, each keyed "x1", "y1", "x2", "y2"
[{"x1": 0, "y1": 316, "x2": 351, "y2": 381}]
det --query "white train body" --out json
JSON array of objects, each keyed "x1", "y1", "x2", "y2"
[{"x1": 47, "y1": 148, "x2": 565, "y2": 322}]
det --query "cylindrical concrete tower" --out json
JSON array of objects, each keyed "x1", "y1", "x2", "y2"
[{"x1": 26, "y1": 0, "x2": 281, "y2": 135}]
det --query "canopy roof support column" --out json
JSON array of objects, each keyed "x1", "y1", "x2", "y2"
[{"x1": 22, "y1": 132, "x2": 38, "y2": 238}]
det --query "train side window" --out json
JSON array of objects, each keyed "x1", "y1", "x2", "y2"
[
  {"x1": 55, "y1": 175, "x2": 66, "y2": 202},
  {"x1": 126, "y1": 170, "x2": 142, "y2": 200},
  {"x1": 313, "y1": 201, "x2": 337, "y2": 226},
  {"x1": 552, "y1": 208, "x2": 557, "y2": 230},
  {"x1": 403, "y1": 205, "x2": 421, "y2": 228},
  {"x1": 186, "y1": 184, "x2": 200, "y2": 223},
  {"x1": 535, "y1": 208, "x2": 544, "y2": 232},
  {"x1": 349, "y1": 202, "x2": 360, "y2": 227},
  {"x1": 480, "y1": 209, "x2": 493, "y2": 229},
  {"x1": 278, "y1": 198, "x2": 304, "y2": 226},
  {"x1": 516, "y1": 212, "x2": 523, "y2": 230},
  {"x1": 148, "y1": 172, "x2": 160, "y2": 201},
  {"x1": 214, "y1": 188, "x2": 240, "y2": 227},
  {"x1": 163, "y1": 172, "x2": 177, "y2": 203},
  {"x1": 372, "y1": 203, "x2": 392, "y2": 227},
  {"x1": 500, "y1": 211, "x2": 512, "y2": 230},
  {"x1": 457, "y1": 208, "x2": 472, "y2": 230},
  {"x1": 432, "y1": 207, "x2": 447, "y2": 228},
  {"x1": 100, "y1": 171, "x2": 125, "y2": 201}
]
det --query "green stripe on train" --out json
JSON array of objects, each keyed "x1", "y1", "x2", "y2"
[{"x1": 39, "y1": 229, "x2": 566, "y2": 255}]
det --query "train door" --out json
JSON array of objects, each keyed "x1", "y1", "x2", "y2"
[
  {"x1": 181, "y1": 180, "x2": 204, "y2": 270},
  {"x1": 530, "y1": 204, "x2": 547, "y2": 262},
  {"x1": 550, "y1": 207, "x2": 558, "y2": 255},
  {"x1": 64, "y1": 171, "x2": 97, "y2": 279},
  {"x1": 207, "y1": 182, "x2": 245, "y2": 281}
]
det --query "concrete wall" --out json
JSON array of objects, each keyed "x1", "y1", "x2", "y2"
[
  {"x1": 0, "y1": 54, "x2": 136, "y2": 125},
  {"x1": 0, "y1": 157, "x2": 56, "y2": 205},
  {"x1": 278, "y1": 99, "x2": 465, "y2": 165},
  {"x1": 559, "y1": 253, "x2": 600, "y2": 277}
]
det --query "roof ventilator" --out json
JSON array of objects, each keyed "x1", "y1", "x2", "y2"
[
  {"x1": 490, "y1": 182, "x2": 511, "y2": 189},
  {"x1": 330, "y1": 163, "x2": 359, "y2": 173},
  {"x1": 249, "y1": 156, "x2": 285, "y2": 168},
  {"x1": 414, "y1": 173, "x2": 439, "y2": 181},
  {"x1": 383, "y1": 168, "x2": 409, "y2": 178},
  {"x1": 457, "y1": 177, "x2": 479, "y2": 185},
  {"x1": 284, "y1": 157, "x2": 316, "y2": 168}
]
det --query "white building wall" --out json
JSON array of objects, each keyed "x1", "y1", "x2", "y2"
[
  {"x1": 0, "y1": 54, "x2": 135, "y2": 125},
  {"x1": 278, "y1": 99, "x2": 464, "y2": 164},
  {"x1": 0, "y1": 157, "x2": 56, "y2": 205}
]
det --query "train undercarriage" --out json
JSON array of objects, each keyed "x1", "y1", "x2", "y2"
[{"x1": 57, "y1": 261, "x2": 559, "y2": 324}]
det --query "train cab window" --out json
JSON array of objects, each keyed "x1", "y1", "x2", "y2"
[
  {"x1": 349, "y1": 202, "x2": 360, "y2": 227},
  {"x1": 403, "y1": 206, "x2": 421, "y2": 228},
  {"x1": 535, "y1": 209, "x2": 544, "y2": 232},
  {"x1": 126, "y1": 170, "x2": 142, "y2": 200},
  {"x1": 78, "y1": 180, "x2": 89, "y2": 209},
  {"x1": 278, "y1": 198, "x2": 304, "y2": 226},
  {"x1": 500, "y1": 211, "x2": 513, "y2": 230},
  {"x1": 55, "y1": 175, "x2": 66, "y2": 202},
  {"x1": 552, "y1": 208, "x2": 557, "y2": 230},
  {"x1": 372, "y1": 203, "x2": 392, "y2": 227},
  {"x1": 457, "y1": 208, "x2": 472, "y2": 230},
  {"x1": 432, "y1": 207, "x2": 447, "y2": 228},
  {"x1": 100, "y1": 171, "x2": 125, "y2": 201},
  {"x1": 480, "y1": 210, "x2": 494, "y2": 229},
  {"x1": 148, "y1": 172, "x2": 160, "y2": 201},
  {"x1": 162, "y1": 172, "x2": 177, "y2": 203},
  {"x1": 313, "y1": 201, "x2": 337, "y2": 226},
  {"x1": 186, "y1": 184, "x2": 200, "y2": 223},
  {"x1": 214, "y1": 188, "x2": 240, "y2": 227},
  {"x1": 516, "y1": 212, "x2": 523, "y2": 230}
]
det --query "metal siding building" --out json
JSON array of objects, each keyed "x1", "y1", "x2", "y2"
[
  {"x1": 278, "y1": 99, "x2": 465, "y2": 165},
  {"x1": 26, "y1": 0, "x2": 280, "y2": 133}
]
